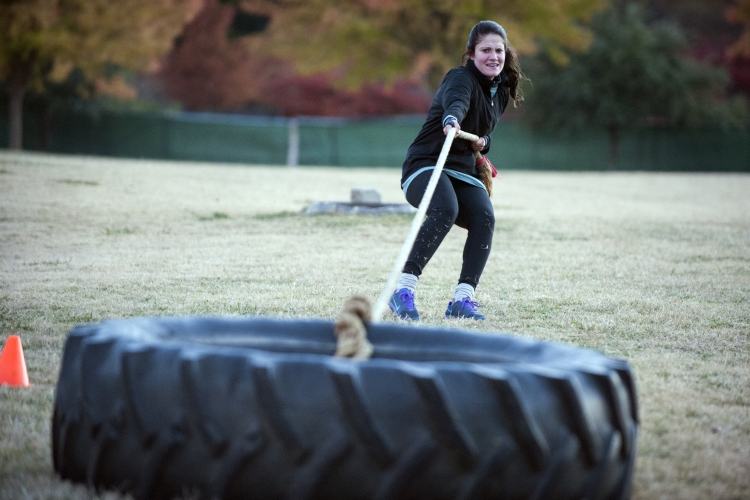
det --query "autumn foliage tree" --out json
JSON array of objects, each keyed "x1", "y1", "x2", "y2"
[
  {"x1": 0, "y1": 0, "x2": 200, "y2": 149},
  {"x1": 259, "y1": 0, "x2": 606, "y2": 92},
  {"x1": 725, "y1": 0, "x2": 750, "y2": 93},
  {"x1": 262, "y1": 76, "x2": 432, "y2": 116},
  {"x1": 156, "y1": 0, "x2": 607, "y2": 115},
  {"x1": 727, "y1": 0, "x2": 750, "y2": 58},
  {"x1": 155, "y1": 0, "x2": 433, "y2": 115},
  {"x1": 156, "y1": 0, "x2": 285, "y2": 111}
]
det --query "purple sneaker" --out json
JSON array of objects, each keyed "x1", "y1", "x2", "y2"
[
  {"x1": 445, "y1": 298, "x2": 486, "y2": 320},
  {"x1": 388, "y1": 289, "x2": 420, "y2": 321}
]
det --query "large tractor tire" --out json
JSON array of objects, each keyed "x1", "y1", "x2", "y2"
[{"x1": 52, "y1": 316, "x2": 638, "y2": 500}]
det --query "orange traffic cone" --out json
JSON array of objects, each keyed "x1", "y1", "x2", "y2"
[{"x1": 0, "y1": 335, "x2": 30, "y2": 387}]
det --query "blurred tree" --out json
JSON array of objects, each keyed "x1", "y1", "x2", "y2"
[
  {"x1": 523, "y1": 4, "x2": 735, "y2": 169},
  {"x1": 156, "y1": 0, "x2": 293, "y2": 112},
  {"x1": 0, "y1": 0, "x2": 200, "y2": 150},
  {"x1": 260, "y1": 0, "x2": 607, "y2": 91},
  {"x1": 155, "y1": 0, "x2": 432, "y2": 115},
  {"x1": 637, "y1": 0, "x2": 749, "y2": 95},
  {"x1": 265, "y1": 75, "x2": 432, "y2": 116},
  {"x1": 727, "y1": 0, "x2": 750, "y2": 57},
  {"x1": 726, "y1": 0, "x2": 750, "y2": 94}
]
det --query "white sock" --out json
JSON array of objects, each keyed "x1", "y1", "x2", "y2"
[
  {"x1": 453, "y1": 283, "x2": 475, "y2": 302},
  {"x1": 396, "y1": 273, "x2": 418, "y2": 293}
]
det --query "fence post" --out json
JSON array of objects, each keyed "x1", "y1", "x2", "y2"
[
  {"x1": 329, "y1": 124, "x2": 339, "y2": 166},
  {"x1": 287, "y1": 117, "x2": 299, "y2": 167},
  {"x1": 163, "y1": 112, "x2": 171, "y2": 160}
]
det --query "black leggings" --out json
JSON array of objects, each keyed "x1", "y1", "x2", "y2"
[{"x1": 403, "y1": 170, "x2": 495, "y2": 289}]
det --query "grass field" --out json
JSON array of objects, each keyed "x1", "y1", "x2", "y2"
[{"x1": 0, "y1": 151, "x2": 748, "y2": 499}]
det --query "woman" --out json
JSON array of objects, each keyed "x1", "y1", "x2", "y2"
[{"x1": 389, "y1": 20, "x2": 525, "y2": 321}]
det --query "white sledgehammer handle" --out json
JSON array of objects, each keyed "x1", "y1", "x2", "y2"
[{"x1": 371, "y1": 128, "x2": 458, "y2": 323}]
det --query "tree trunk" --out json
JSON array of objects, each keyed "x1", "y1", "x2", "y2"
[
  {"x1": 8, "y1": 77, "x2": 27, "y2": 150},
  {"x1": 6, "y1": 53, "x2": 37, "y2": 151},
  {"x1": 607, "y1": 125, "x2": 621, "y2": 170}
]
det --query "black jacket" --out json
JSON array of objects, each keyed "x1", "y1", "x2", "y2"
[{"x1": 401, "y1": 59, "x2": 509, "y2": 184}]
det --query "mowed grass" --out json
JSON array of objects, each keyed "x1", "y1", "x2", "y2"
[{"x1": 0, "y1": 150, "x2": 748, "y2": 499}]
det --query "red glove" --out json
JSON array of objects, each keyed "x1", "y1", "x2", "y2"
[{"x1": 477, "y1": 155, "x2": 498, "y2": 178}]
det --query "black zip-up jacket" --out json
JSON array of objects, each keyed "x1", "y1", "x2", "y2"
[{"x1": 401, "y1": 59, "x2": 509, "y2": 185}]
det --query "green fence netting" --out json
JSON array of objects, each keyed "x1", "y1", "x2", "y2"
[{"x1": 2, "y1": 109, "x2": 749, "y2": 171}]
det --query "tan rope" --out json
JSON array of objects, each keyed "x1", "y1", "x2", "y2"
[{"x1": 334, "y1": 295, "x2": 374, "y2": 360}]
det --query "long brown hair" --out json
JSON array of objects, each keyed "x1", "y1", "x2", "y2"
[{"x1": 463, "y1": 21, "x2": 527, "y2": 107}]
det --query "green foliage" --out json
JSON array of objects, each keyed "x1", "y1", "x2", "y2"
[
  {"x1": 523, "y1": 4, "x2": 743, "y2": 168},
  {"x1": 526, "y1": 6, "x2": 732, "y2": 130},
  {"x1": 262, "y1": 0, "x2": 606, "y2": 91}
]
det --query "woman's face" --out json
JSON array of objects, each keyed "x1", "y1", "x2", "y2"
[{"x1": 470, "y1": 34, "x2": 505, "y2": 79}]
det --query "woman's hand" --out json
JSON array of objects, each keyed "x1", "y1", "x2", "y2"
[
  {"x1": 471, "y1": 136, "x2": 486, "y2": 152},
  {"x1": 443, "y1": 120, "x2": 460, "y2": 136}
]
